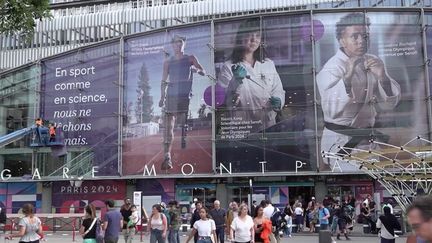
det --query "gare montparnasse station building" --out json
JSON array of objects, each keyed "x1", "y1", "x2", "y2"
[{"x1": 0, "y1": 0, "x2": 431, "y2": 213}]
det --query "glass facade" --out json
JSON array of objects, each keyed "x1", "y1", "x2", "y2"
[{"x1": 1, "y1": 10, "x2": 432, "y2": 180}]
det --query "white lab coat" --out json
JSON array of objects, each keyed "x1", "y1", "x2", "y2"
[
  {"x1": 316, "y1": 49, "x2": 401, "y2": 171},
  {"x1": 218, "y1": 59, "x2": 285, "y2": 130}
]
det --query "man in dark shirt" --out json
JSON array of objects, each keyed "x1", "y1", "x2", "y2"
[
  {"x1": 190, "y1": 201, "x2": 203, "y2": 243},
  {"x1": 209, "y1": 200, "x2": 226, "y2": 243},
  {"x1": 120, "y1": 198, "x2": 132, "y2": 243},
  {"x1": 168, "y1": 200, "x2": 181, "y2": 243},
  {"x1": 103, "y1": 200, "x2": 123, "y2": 243}
]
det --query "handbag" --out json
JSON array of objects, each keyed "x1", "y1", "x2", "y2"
[{"x1": 95, "y1": 219, "x2": 105, "y2": 243}]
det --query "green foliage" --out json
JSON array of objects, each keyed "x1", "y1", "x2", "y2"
[{"x1": 0, "y1": 0, "x2": 51, "y2": 37}]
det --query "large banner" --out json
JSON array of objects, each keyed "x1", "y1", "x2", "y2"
[
  {"x1": 214, "y1": 16, "x2": 316, "y2": 173},
  {"x1": 0, "y1": 182, "x2": 41, "y2": 213},
  {"x1": 41, "y1": 43, "x2": 120, "y2": 175},
  {"x1": 52, "y1": 180, "x2": 126, "y2": 213},
  {"x1": 123, "y1": 24, "x2": 212, "y2": 175},
  {"x1": 315, "y1": 12, "x2": 428, "y2": 172}
]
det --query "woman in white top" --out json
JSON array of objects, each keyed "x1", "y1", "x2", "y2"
[
  {"x1": 230, "y1": 204, "x2": 254, "y2": 243},
  {"x1": 6, "y1": 203, "x2": 43, "y2": 243},
  {"x1": 186, "y1": 207, "x2": 216, "y2": 243},
  {"x1": 294, "y1": 203, "x2": 304, "y2": 232},
  {"x1": 148, "y1": 204, "x2": 168, "y2": 243}
]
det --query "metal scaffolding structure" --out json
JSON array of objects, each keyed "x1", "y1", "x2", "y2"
[{"x1": 323, "y1": 136, "x2": 432, "y2": 211}]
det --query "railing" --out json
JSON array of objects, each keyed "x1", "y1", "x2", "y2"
[
  {"x1": 3, "y1": 213, "x2": 82, "y2": 241},
  {"x1": 47, "y1": 130, "x2": 118, "y2": 177}
]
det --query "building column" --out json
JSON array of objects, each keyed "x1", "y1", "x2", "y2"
[
  {"x1": 216, "y1": 183, "x2": 228, "y2": 209},
  {"x1": 315, "y1": 181, "x2": 327, "y2": 202}
]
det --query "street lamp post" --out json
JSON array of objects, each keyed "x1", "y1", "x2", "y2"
[{"x1": 249, "y1": 179, "x2": 253, "y2": 215}]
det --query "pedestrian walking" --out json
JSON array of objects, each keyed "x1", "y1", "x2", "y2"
[
  {"x1": 283, "y1": 202, "x2": 293, "y2": 237},
  {"x1": 5, "y1": 204, "x2": 43, "y2": 243},
  {"x1": 317, "y1": 202, "x2": 330, "y2": 231},
  {"x1": 148, "y1": 204, "x2": 168, "y2": 243},
  {"x1": 191, "y1": 201, "x2": 203, "y2": 243},
  {"x1": 167, "y1": 200, "x2": 181, "y2": 243},
  {"x1": 120, "y1": 198, "x2": 133, "y2": 243},
  {"x1": 79, "y1": 204, "x2": 98, "y2": 243},
  {"x1": 209, "y1": 200, "x2": 226, "y2": 243},
  {"x1": 254, "y1": 205, "x2": 269, "y2": 243},
  {"x1": 230, "y1": 204, "x2": 254, "y2": 243},
  {"x1": 102, "y1": 200, "x2": 123, "y2": 243},
  {"x1": 185, "y1": 208, "x2": 216, "y2": 243},
  {"x1": 376, "y1": 206, "x2": 401, "y2": 243}
]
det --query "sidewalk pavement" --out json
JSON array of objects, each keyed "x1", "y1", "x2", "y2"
[{"x1": 1, "y1": 232, "x2": 408, "y2": 243}]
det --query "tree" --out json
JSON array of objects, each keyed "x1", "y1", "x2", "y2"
[
  {"x1": 135, "y1": 62, "x2": 153, "y2": 123},
  {"x1": 0, "y1": 0, "x2": 51, "y2": 37}
]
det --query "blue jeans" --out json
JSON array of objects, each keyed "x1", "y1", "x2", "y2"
[
  {"x1": 150, "y1": 229, "x2": 166, "y2": 243},
  {"x1": 320, "y1": 224, "x2": 329, "y2": 230},
  {"x1": 168, "y1": 229, "x2": 180, "y2": 243},
  {"x1": 197, "y1": 237, "x2": 212, "y2": 243},
  {"x1": 331, "y1": 216, "x2": 338, "y2": 233},
  {"x1": 284, "y1": 216, "x2": 292, "y2": 236},
  {"x1": 215, "y1": 227, "x2": 225, "y2": 243}
]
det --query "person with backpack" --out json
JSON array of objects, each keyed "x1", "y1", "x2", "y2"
[
  {"x1": 167, "y1": 200, "x2": 181, "y2": 243},
  {"x1": 318, "y1": 202, "x2": 330, "y2": 231},
  {"x1": 79, "y1": 204, "x2": 98, "y2": 243},
  {"x1": 148, "y1": 204, "x2": 168, "y2": 243},
  {"x1": 191, "y1": 201, "x2": 203, "y2": 243},
  {"x1": 376, "y1": 206, "x2": 401, "y2": 243},
  {"x1": 263, "y1": 200, "x2": 284, "y2": 243}
]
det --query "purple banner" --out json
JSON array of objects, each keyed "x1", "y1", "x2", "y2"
[{"x1": 41, "y1": 43, "x2": 120, "y2": 175}]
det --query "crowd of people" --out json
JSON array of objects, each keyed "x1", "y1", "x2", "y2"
[{"x1": 2, "y1": 195, "x2": 432, "y2": 243}]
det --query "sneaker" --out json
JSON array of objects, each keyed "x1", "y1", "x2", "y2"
[
  {"x1": 161, "y1": 155, "x2": 173, "y2": 170},
  {"x1": 345, "y1": 234, "x2": 351, "y2": 240}
]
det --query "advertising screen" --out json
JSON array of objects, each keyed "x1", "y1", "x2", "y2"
[
  {"x1": 123, "y1": 24, "x2": 213, "y2": 175},
  {"x1": 314, "y1": 12, "x2": 428, "y2": 172},
  {"x1": 214, "y1": 16, "x2": 316, "y2": 173},
  {"x1": 41, "y1": 43, "x2": 120, "y2": 176}
]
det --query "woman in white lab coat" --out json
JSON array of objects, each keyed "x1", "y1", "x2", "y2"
[{"x1": 218, "y1": 18, "x2": 285, "y2": 131}]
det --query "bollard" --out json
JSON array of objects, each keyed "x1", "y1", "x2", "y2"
[
  {"x1": 319, "y1": 230, "x2": 334, "y2": 243},
  {"x1": 363, "y1": 224, "x2": 371, "y2": 234}
]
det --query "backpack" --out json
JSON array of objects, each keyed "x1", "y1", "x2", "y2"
[
  {"x1": 162, "y1": 209, "x2": 171, "y2": 226},
  {"x1": 270, "y1": 208, "x2": 286, "y2": 232},
  {"x1": 168, "y1": 209, "x2": 180, "y2": 227},
  {"x1": 95, "y1": 219, "x2": 105, "y2": 243}
]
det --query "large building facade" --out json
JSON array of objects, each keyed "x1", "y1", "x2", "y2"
[{"x1": 1, "y1": 0, "x2": 432, "y2": 213}]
